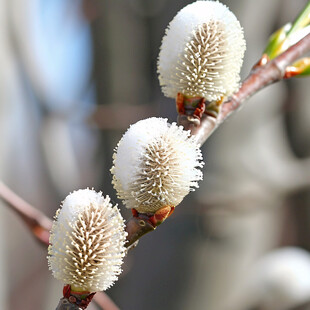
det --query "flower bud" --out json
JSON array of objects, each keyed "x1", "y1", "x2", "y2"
[
  {"x1": 265, "y1": 24, "x2": 310, "y2": 60},
  {"x1": 48, "y1": 189, "x2": 127, "y2": 292},
  {"x1": 157, "y1": 0, "x2": 246, "y2": 101},
  {"x1": 292, "y1": 58, "x2": 310, "y2": 76},
  {"x1": 264, "y1": 3, "x2": 310, "y2": 60},
  {"x1": 111, "y1": 117, "x2": 204, "y2": 213}
]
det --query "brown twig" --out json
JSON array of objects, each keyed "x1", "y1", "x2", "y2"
[
  {"x1": 180, "y1": 33, "x2": 310, "y2": 145},
  {"x1": 125, "y1": 215, "x2": 155, "y2": 248},
  {"x1": 0, "y1": 181, "x2": 52, "y2": 245}
]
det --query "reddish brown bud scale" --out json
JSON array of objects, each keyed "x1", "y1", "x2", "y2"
[
  {"x1": 253, "y1": 53, "x2": 270, "y2": 69},
  {"x1": 176, "y1": 93, "x2": 186, "y2": 114},
  {"x1": 176, "y1": 93, "x2": 207, "y2": 124},
  {"x1": 132, "y1": 206, "x2": 175, "y2": 227},
  {"x1": 63, "y1": 284, "x2": 71, "y2": 298},
  {"x1": 131, "y1": 208, "x2": 139, "y2": 217},
  {"x1": 150, "y1": 206, "x2": 175, "y2": 226},
  {"x1": 193, "y1": 99, "x2": 206, "y2": 119},
  {"x1": 284, "y1": 66, "x2": 301, "y2": 78}
]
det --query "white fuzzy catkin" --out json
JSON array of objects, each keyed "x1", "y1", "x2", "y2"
[
  {"x1": 158, "y1": 0, "x2": 246, "y2": 101},
  {"x1": 111, "y1": 117, "x2": 204, "y2": 213},
  {"x1": 48, "y1": 189, "x2": 127, "y2": 292}
]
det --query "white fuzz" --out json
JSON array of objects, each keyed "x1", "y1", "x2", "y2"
[
  {"x1": 111, "y1": 117, "x2": 204, "y2": 213},
  {"x1": 48, "y1": 189, "x2": 127, "y2": 292},
  {"x1": 158, "y1": 0, "x2": 246, "y2": 101}
]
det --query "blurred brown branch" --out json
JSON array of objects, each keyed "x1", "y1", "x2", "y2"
[{"x1": 0, "y1": 181, "x2": 52, "y2": 246}]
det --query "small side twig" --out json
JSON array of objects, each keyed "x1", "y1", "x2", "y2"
[{"x1": 0, "y1": 180, "x2": 52, "y2": 245}]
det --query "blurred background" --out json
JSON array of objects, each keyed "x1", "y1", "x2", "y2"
[{"x1": 0, "y1": 0, "x2": 310, "y2": 309}]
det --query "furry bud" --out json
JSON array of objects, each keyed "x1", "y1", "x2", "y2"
[
  {"x1": 158, "y1": 0, "x2": 246, "y2": 101},
  {"x1": 48, "y1": 189, "x2": 127, "y2": 292},
  {"x1": 111, "y1": 117, "x2": 204, "y2": 213}
]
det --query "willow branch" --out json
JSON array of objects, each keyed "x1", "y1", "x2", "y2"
[
  {"x1": 124, "y1": 33, "x2": 310, "y2": 247},
  {"x1": 180, "y1": 33, "x2": 310, "y2": 145},
  {"x1": 0, "y1": 181, "x2": 52, "y2": 245},
  {"x1": 2, "y1": 27, "x2": 310, "y2": 310}
]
